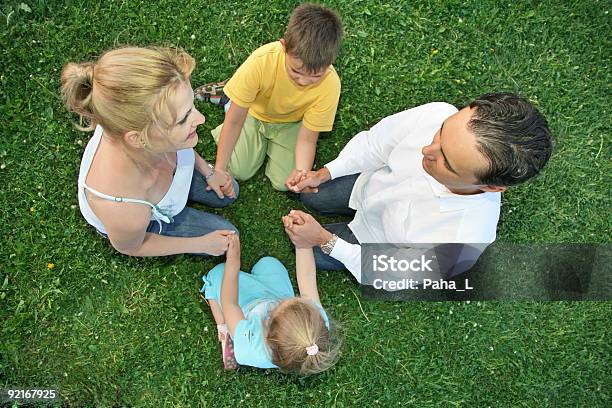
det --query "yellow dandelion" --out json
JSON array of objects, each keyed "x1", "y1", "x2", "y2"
[{"x1": 47, "y1": 263, "x2": 55, "y2": 269}]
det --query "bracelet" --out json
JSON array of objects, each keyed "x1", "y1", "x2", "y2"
[
  {"x1": 320, "y1": 234, "x2": 338, "y2": 255},
  {"x1": 204, "y1": 163, "x2": 215, "y2": 180}
]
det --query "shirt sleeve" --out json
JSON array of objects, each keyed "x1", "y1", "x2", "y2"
[
  {"x1": 325, "y1": 103, "x2": 457, "y2": 179},
  {"x1": 223, "y1": 54, "x2": 263, "y2": 109},
  {"x1": 233, "y1": 318, "x2": 277, "y2": 369},
  {"x1": 302, "y1": 73, "x2": 341, "y2": 132},
  {"x1": 329, "y1": 203, "x2": 449, "y2": 285},
  {"x1": 329, "y1": 238, "x2": 362, "y2": 283}
]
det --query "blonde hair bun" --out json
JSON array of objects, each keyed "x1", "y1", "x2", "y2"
[
  {"x1": 60, "y1": 62, "x2": 95, "y2": 129},
  {"x1": 60, "y1": 46, "x2": 195, "y2": 143}
]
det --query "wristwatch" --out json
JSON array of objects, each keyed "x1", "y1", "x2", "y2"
[
  {"x1": 320, "y1": 234, "x2": 338, "y2": 255},
  {"x1": 204, "y1": 162, "x2": 215, "y2": 180}
]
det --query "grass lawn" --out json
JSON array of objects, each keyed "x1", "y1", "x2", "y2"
[{"x1": 1, "y1": 0, "x2": 610, "y2": 406}]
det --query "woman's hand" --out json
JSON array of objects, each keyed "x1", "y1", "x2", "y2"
[{"x1": 198, "y1": 230, "x2": 235, "y2": 256}]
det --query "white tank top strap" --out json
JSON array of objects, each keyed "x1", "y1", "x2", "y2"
[
  {"x1": 77, "y1": 125, "x2": 195, "y2": 235},
  {"x1": 82, "y1": 183, "x2": 171, "y2": 233}
]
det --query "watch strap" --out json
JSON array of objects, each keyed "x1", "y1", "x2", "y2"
[
  {"x1": 320, "y1": 234, "x2": 338, "y2": 255},
  {"x1": 204, "y1": 163, "x2": 215, "y2": 180}
]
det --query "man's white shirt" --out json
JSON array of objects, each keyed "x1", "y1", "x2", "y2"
[{"x1": 324, "y1": 102, "x2": 501, "y2": 282}]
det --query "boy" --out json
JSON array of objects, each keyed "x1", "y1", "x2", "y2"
[{"x1": 196, "y1": 3, "x2": 343, "y2": 194}]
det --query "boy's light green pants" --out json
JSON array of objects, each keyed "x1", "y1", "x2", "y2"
[{"x1": 211, "y1": 114, "x2": 300, "y2": 191}]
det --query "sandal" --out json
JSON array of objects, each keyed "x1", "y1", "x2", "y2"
[
  {"x1": 217, "y1": 324, "x2": 238, "y2": 370},
  {"x1": 220, "y1": 333, "x2": 238, "y2": 370},
  {"x1": 195, "y1": 79, "x2": 230, "y2": 107}
]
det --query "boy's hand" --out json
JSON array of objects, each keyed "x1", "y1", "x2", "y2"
[
  {"x1": 289, "y1": 168, "x2": 331, "y2": 193},
  {"x1": 226, "y1": 234, "x2": 241, "y2": 268},
  {"x1": 285, "y1": 169, "x2": 320, "y2": 193},
  {"x1": 285, "y1": 169, "x2": 309, "y2": 192},
  {"x1": 219, "y1": 170, "x2": 237, "y2": 198},
  {"x1": 206, "y1": 169, "x2": 236, "y2": 199}
]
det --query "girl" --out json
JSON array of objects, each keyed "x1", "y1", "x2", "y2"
[
  {"x1": 61, "y1": 46, "x2": 238, "y2": 256},
  {"x1": 200, "y1": 218, "x2": 340, "y2": 375}
]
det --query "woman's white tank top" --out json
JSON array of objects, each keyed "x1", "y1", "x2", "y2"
[{"x1": 77, "y1": 126, "x2": 195, "y2": 234}]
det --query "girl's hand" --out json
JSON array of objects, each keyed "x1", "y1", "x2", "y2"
[
  {"x1": 219, "y1": 233, "x2": 245, "y2": 337},
  {"x1": 226, "y1": 234, "x2": 240, "y2": 269},
  {"x1": 283, "y1": 210, "x2": 329, "y2": 249},
  {"x1": 282, "y1": 211, "x2": 306, "y2": 230}
]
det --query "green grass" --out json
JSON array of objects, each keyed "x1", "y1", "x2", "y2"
[{"x1": 1, "y1": 0, "x2": 610, "y2": 406}]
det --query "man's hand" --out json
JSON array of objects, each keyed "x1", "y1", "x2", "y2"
[
  {"x1": 282, "y1": 210, "x2": 332, "y2": 249},
  {"x1": 287, "y1": 167, "x2": 331, "y2": 193}
]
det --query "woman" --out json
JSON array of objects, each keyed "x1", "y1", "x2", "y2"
[{"x1": 61, "y1": 46, "x2": 238, "y2": 256}]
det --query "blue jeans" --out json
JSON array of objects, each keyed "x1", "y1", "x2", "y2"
[
  {"x1": 143, "y1": 169, "x2": 239, "y2": 255},
  {"x1": 300, "y1": 174, "x2": 360, "y2": 270}
]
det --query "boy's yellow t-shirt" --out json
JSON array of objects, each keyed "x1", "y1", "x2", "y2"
[{"x1": 223, "y1": 41, "x2": 341, "y2": 132}]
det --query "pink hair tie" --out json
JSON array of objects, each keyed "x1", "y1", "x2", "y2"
[{"x1": 305, "y1": 343, "x2": 319, "y2": 356}]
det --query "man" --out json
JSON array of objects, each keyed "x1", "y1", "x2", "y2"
[{"x1": 283, "y1": 92, "x2": 553, "y2": 283}]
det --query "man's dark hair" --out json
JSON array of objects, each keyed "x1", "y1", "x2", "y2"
[
  {"x1": 283, "y1": 3, "x2": 343, "y2": 73},
  {"x1": 468, "y1": 92, "x2": 553, "y2": 186}
]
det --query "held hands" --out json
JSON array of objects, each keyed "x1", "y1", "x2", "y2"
[
  {"x1": 200, "y1": 230, "x2": 236, "y2": 256},
  {"x1": 285, "y1": 169, "x2": 328, "y2": 193},
  {"x1": 282, "y1": 211, "x2": 306, "y2": 229},
  {"x1": 206, "y1": 168, "x2": 236, "y2": 199},
  {"x1": 282, "y1": 210, "x2": 331, "y2": 249},
  {"x1": 284, "y1": 170, "x2": 315, "y2": 193}
]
